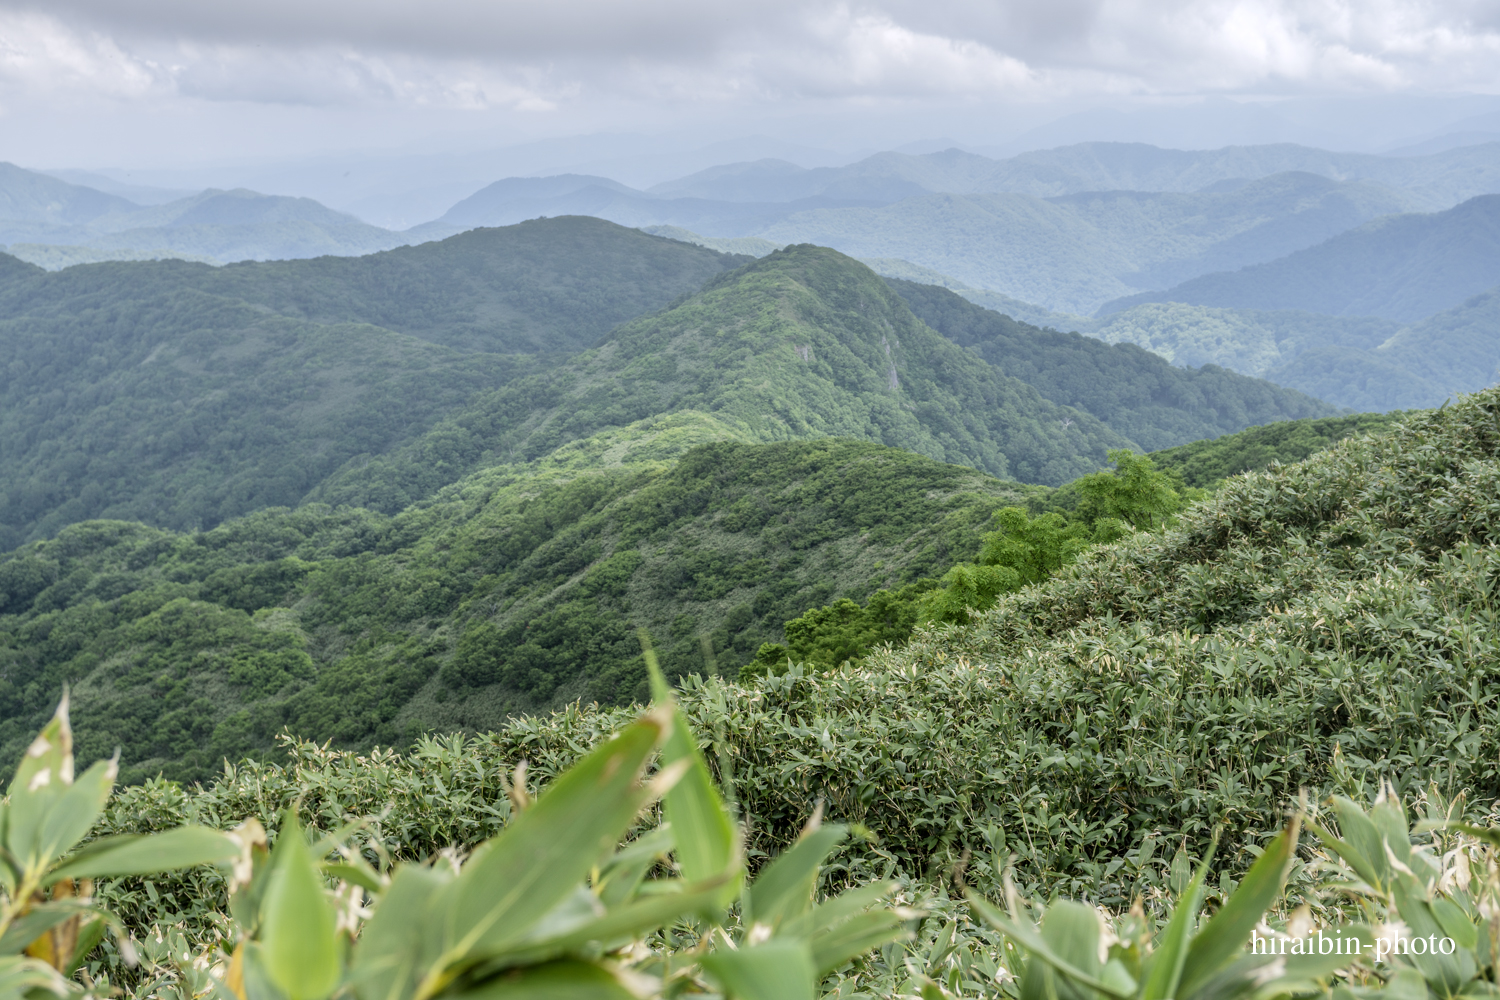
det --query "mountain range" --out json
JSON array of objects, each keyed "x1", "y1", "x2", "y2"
[
  {"x1": 0, "y1": 215, "x2": 1332, "y2": 545},
  {"x1": 0, "y1": 220, "x2": 1355, "y2": 780},
  {"x1": 6, "y1": 137, "x2": 1500, "y2": 420}
]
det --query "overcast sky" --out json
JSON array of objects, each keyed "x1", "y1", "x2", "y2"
[{"x1": 2, "y1": 0, "x2": 1499, "y2": 174}]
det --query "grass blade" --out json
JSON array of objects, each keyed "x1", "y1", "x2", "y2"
[
  {"x1": 643, "y1": 643, "x2": 739, "y2": 895},
  {"x1": 1180, "y1": 819, "x2": 1298, "y2": 1000},
  {"x1": 1141, "y1": 840, "x2": 1215, "y2": 1000}
]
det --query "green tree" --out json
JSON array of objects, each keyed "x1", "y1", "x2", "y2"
[
  {"x1": 1073, "y1": 449, "x2": 1198, "y2": 531},
  {"x1": 744, "y1": 579, "x2": 937, "y2": 676},
  {"x1": 920, "y1": 506, "x2": 1106, "y2": 624}
]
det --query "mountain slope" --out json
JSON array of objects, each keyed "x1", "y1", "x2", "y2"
[
  {"x1": 0, "y1": 220, "x2": 750, "y2": 546},
  {"x1": 314, "y1": 245, "x2": 1137, "y2": 512},
  {"x1": 0, "y1": 437, "x2": 1041, "y2": 783},
  {"x1": 0, "y1": 218, "x2": 745, "y2": 355},
  {"x1": 422, "y1": 387, "x2": 1500, "y2": 892},
  {"x1": 888, "y1": 279, "x2": 1339, "y2": 450},
  {"x1": 1146, "y1": 411, "x2": 1403, "y2": 486},
  {"x1": 1373, "y1": 287, "x2": 1500, "y2": 396},
  {"x1": 0, "y1": 162, "x2": 139, "y2": 225},
  {"x1": 1104, "y1": 195, "x2": 1500, "y2": 321},
  {"x1": 0, "y1": 282, "x2": 527, "y2": 550}
]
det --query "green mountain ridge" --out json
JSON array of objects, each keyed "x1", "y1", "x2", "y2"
[
  {"x1": 311, "y1": 244, "x2": 1143, "y2": 512},
  {"x1": 887, "y1": 279, "x2": 1338, "y2": 451},
  {"x1": 0, "y1": 220, "x2": 749, "y2": 547}
]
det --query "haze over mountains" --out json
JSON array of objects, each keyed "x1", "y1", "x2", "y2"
[{"x1": 4, "y1": 133, "x2": 1499, "y2": 419}]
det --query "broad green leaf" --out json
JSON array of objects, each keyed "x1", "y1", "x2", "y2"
[
  {"x1": 1381, "y1": 968, "x2": 1431, "y2": 1000},
  {"x1": 1370, "y1": 794, "x2": 1412, "y2": 871},
  {"x1": 50, "y1": 826, "x2": 239, "y2": 883},
  {"x1": 241, "y1": 941, "x2": 293, "y2": 1000},
  {"x1": 351, "y1": 865, "x2": 451, "y2": 1000},
  {"x1": 6, "y1": 698, "x2": 71, "y2": 801},
  {"x1": 1141, "y1": 845, "x2": 1213, "y2": 1000},
  {"x1": 809, "y1": 910, "x2": 910, "y2": 975},
  {"x1": 451, "y1": 959, "x2": 639, "y2": 999},
  {"x1": 0, "y1": 900, "x2": 96, "y2": 956},
  {"x1": 262, "y1": 812, "x2": 341, "y2": 1000},
  {"x1": 1041, "y1": 901, "x2": 1104, "y2": 980},
  {"x1": 644, "y1": 646, "x2": 739, "y2": 894},
  {"x1": 744, "y1": 824, "x2": 845, "y2": 930},
  {"x1": 442, "y1": 711, "x2": 668, "y2": 963},
  {"x1": 474, "y1": 878, "x2": 735, "y2": 970},
  {"x1": 1327, "y1": 798, "x2": 1390, "y2": 889},
  {"x1": 1390, "y1": 882, "x2": 1474, "y2": 993},
  {"x1": 781, "y1": 881, "x2": 893, "y2": 940},
  {"x1": 1180, "y1": 821, "x2": 1298, "y2": 1000},
  {"x1": 1101, "y1": 958, "x2": 1137, "y2": 996},
  {"x1": 4, "y1": 699, "x2": 79, "y2": 879},
  {"x1": 28, "y1": 757, "x2": 115, "y2": 875},
  {"x1": 701, "y1": 940, "x2": 815, "y2": 1000},
  {"x1": 1432, "y1": 898, "x2": 1478, "y2": 951},
  {"x1": 966, "y1": 895, "x2": 1130, "y2": 999}
]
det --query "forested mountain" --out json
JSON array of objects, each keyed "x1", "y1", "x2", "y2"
[
  {"x1": 1365, "y1": 287, "x2": 1500, "y2": 396},
  {"x1": 0, "y1": 401, "x2": 1388, "y2": 786},
  {"x1": 122, "y1": 216, "x2": 747, "y2": 354},
  {"x1": 311, "y1": 245, "x2": 1145, "y2": 511},
  {"x1": 0, "y1": 438, "x2": 1043, "y2": 783},
  {"x1": 0, "y1": 269, "x2": 526, "y2": 550},
  {"x1": 753, "y1": 173, "x2": 1419, "y2": 313},
  {"x1": 0, "y1": 221, "x2": 748, "y2": 547},
  {"x1": 887, "y1": 279, "x2": 1337, "y2": 450},
  {"x1": 1104, "y1": 195, "x2": 1500, "y2": 321},
  {"x1": 686, "y1": 252, "x2": 1491, "y2": 416},
  {"x1": 407, "y1": 387, "x2": 1500, "y2": 906}
]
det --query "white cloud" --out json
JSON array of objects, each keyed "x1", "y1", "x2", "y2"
[{"x1": 1, "y1": 0, "x2": 1498, "y2": 114}]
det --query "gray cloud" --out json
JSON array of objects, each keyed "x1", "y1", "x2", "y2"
[{"x1": 1, "y1": 0, "x2": 1498, "y2": 131}]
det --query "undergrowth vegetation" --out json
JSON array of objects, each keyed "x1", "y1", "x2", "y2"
[{"x1": 83, "y1": 390, "x2": 1500, "y2": 935}]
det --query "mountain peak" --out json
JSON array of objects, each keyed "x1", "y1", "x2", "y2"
[{"x1": 316, "y1": 241, "x2": 1136, "y2": 510}]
